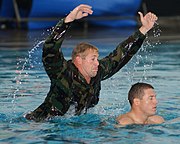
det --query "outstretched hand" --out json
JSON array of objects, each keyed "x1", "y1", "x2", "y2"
[
  {"x1": 138, "y1": 12, "x2": 158, "y2": 35},
  {"x1": 65, "y1": 4, "x2": 93, "y2": 23}
]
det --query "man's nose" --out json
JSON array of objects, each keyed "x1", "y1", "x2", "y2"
[
  {"x1": 95, "y1": 60, "x2": 99, "y2": 66},
  {"x1": 154, "y1": 98, "x2": 158, "y2": 104}
]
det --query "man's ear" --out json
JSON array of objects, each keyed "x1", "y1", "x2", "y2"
[
  {"x1": 133, "y1": 98, "x2": 140, "y2": 106},
  {"x1": 75, "y1": 56, "x2": 82, "y2": 64}
]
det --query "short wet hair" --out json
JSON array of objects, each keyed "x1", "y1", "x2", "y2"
[
  {"x1": 72, "y1": 42, "x2": 98, "y2": 62},
  {"x1": 128, "y1": 82, "x2": 154, "y2": 106}
]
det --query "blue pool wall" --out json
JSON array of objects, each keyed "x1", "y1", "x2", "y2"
[{"x1": 0, "y1": 0, "x2": 142, "y2": 29}]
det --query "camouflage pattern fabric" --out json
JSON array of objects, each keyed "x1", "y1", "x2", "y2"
[{"x1": 25, "y1": 18, "x2": 146, "y2": 122}]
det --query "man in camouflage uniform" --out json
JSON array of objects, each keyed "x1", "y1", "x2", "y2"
[{"x1": 25, "y1": 4, "x2": 158, "y2": 121}]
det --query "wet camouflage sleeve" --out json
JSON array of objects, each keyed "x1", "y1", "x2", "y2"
[
  {"x1": 25, "y1": 19, "x2": 72, "y2": 122},
  {"x1": 42, "y1": 19, "x2": 71, "y2": 79},
  {"x1": 42, "y1": 19, "x2": 73, "y2": 114},
  {"x1": 99, "y1": 30, "x2": 146, "y2": 80}
]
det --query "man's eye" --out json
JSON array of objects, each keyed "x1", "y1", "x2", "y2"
[{"x1": 149, "y1": 96, "x2": 153, "y2": 100}]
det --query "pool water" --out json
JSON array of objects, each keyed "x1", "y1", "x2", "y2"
[{"x1": 0, "y1": 28, "x2": 179, "y2": 143}]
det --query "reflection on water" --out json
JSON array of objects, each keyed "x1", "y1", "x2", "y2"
[{"x1": 0, "y1": 28, "x2": 180, "y2": 143}]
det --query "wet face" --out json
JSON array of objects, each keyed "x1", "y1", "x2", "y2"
[
  {"x1": 139, "y1": 88, "x2": 158, "y2": 116},
  {"x1": 80, "y1": 49, "x2": 99, "y2": 78}
]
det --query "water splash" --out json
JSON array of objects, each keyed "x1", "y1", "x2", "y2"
[
  {"x1": 14, "y1": 40, "x2": 44, "y2": 86},
  {"x1": 10, "y1": 40, "x2": 45, "y2": 123},
  {"x1": 125, "y1": 22, "x2": 162, "y2": 84}
]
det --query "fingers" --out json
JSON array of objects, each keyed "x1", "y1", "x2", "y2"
[
  {"x1": 146, "y1": 12, "x2": 158, "y2": 22},
  {"x1": 138, "y1": 12, "x2": 143, "y2": 17},
  {"x1": 148, "y1": 12, "x2": 158, "y2": 21},
  {"x1": 138, "y1": 12, "x2": 158, "y2": 21},
  {"x1": 82, "y1": 13, "x2": 88, "y2": 17},
  {"x1": 138, "y1": 11, "x2": 158, "y2": 35},
  {"x1": 65, "y1": 4, "x2": 93, "y2": 23},
  {"x1": 77, "y1": 4, "x2": 93, "y2": 15},
  {"x1": 138, "y1": 12, "x2": 143, "y2": 21},
  {"x1": 78, "y1": 4, "x2": 92, "y2": 9}
]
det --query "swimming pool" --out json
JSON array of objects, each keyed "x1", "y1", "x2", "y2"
[{"x1": 0, "y1": 28, "x2": 179, "y2": 143}]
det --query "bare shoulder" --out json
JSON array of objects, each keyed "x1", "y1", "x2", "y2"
[
  {"x1": 116, "y1": 113, "x2": 134, "y2": 126},
  {"x1": 148, "y1": 115, "x2": 165, "y2": 124}
]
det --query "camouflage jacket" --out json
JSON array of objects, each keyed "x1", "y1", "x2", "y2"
[{"x1": 26, "y1": 19, "x2": 146, "y2": 121}]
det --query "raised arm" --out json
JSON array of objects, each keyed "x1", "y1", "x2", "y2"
[
  {"x1": 99, "y1": 12, "x2": 158, "y2": 80},
  {"x1": 43, "y1": 4, "x2": 93, "y2": 79}
]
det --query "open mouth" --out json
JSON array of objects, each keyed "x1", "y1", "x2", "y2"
[{"x1": 152, "y1": 106, "x2": 157, "y2": 111}]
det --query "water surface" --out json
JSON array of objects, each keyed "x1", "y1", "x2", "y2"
[{"x1": 0, "y1": 28, "x2": 179, "y2": 143}]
